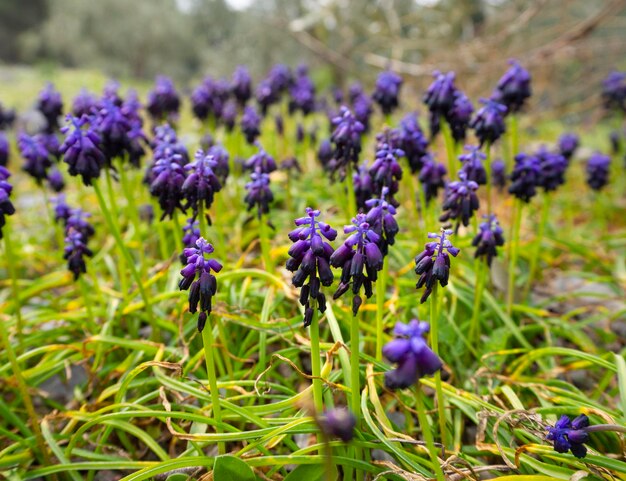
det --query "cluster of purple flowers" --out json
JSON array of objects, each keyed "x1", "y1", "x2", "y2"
[
  {"x1": 470, "y1": 98, "x2": 507, "y2": 146},
  {"x1": 231, "y1": 65, "x2": 252, "y2": 107},
  {"x1": 414, "y1": 229, "x2": 459, "y2": 303},
  {"x1": 36, "y1": 83, "x2": 64, "y2": 133},
  {"x1": 326, "y1": 106, "x2": 364, "y2": 181},
  {"x1": 179, "y1": 238, "x2": 222, "y2": 332},
  {"x1": 318, "y1": 408, "x2": 356, "y2": 442},
  {"x1": 558, "y1": 132, "x2": 579, "y2": 162},
  {"x1": 180, "y1": 217, "x2": 200, "y2": 264},
  {"x1": 601, "y1": 71, "x2": 626, "y2": 113},
  {"x1": 72, "y1": 89, "x2": 97, "y2": 117},
  {"x1": 0, "y1": 133, "x2": 9, "y2": 166},
  {"x1": 439, "y1": 171, "x2": 480, "y2": 230},
  {"x1": 369, "y1": 142, "x2": 404, "y2": 205},
  {"x1": 536, "y1": 146, "x2": 568, "y2": 192},
  {"x1": 289, "y1": 65, "x2": 316, "y2": 116},
  {"x1": 586, "y1": 152, "x2": 611, "y2": 191},
  {"x1": 241, "y1": 106, "x2": 262, "y2": 144},
  {"x1": 330, "y1": 214, "x2": 384, "y2": 315},
  {"x1": 372, "y1": 70, "x2": 402, "y2": 115},
  {"x1": 53, "y1": 195, "x2": 95, "y2": 279},
  {"x1": 182, "y1": 149, "x2": 223, "y2": 219},
  {"x1": 191, "y1": 76, "x2": 230, "y2": 123},
  {"x1": 60, "y1": 115, "x2": 107, "y2": 186},
  {"x1": 364, "y1": 186, "x2": 399, "y2": 257},
  {"x1": 491, "y1": 60, "x2": 532, "y2": 114},
  {"x1": 17, "y1": 132, "x2": 54, "y2": 185},
  {"x1": 459, "y1": 145, "x2": 487, "y2": 185},
  {"x1": 398, "y1": 113, "x2": 429, "y2": 173},
  {"x1": 244, "y1": 144, "x2": 275, "y2": 218},
  {"x1": 146, "y1": 76, "x2": 181, "y2": 123},
  {"x1": 287, "y1": 208, "x2": 336, "y2": 327},
  {"x1": 419, "y1": 154, "x2": 447, "y2": 204},
  {"x1": 0, "y1": 166, "x2": 16, "y2": 239},
  {"x1": 0, "y1": 102, "x2": 16, "y2": 130},
  {"x1": 256, "y1": 64, "x2": 293, "y2": 115},
  {"x1": 509, "y1": 152, "x2": 541, "y2": 203},
  {"x1": 472, "y1": 214, "x2": 505, "y2": 266},
  {"x1": 546, "y1": 414, "x2": 590, "y2": 458},
  {"x1": 349, "y1": 83, "x2": 374, "y2": 133}
]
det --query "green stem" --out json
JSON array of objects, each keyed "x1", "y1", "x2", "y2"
[
  {"x1": 509, "y1": 114, "x2": 519, "y2": 170},
  {"x1": 507, "y1": 199, "x2": 524, "y2": 317},
  {"x1": 93, "y1": 179, "x2": 156, "y2": 340},
  {"x1": 429, "y1": 284, "x2": 447, "y2": 447},
  {"x1": 484, "y1": 142, "x2": 492, "y2": 214},
  {"x1": 79, "y1": 276, "x2": 98, "y2": 334},
  {"x1": 3, "y1": 222, "x2": 23, "y2": 339},
  {"x1": 104, "y1": 168, "x2": 128, "y2": 295},
  {"x1": 441, "y1": 120, "x2": 457, "y2": 180},
  {"x1": 469, "y1": 260, "x2": 486, "y2": 349},
  {"x1": 202, "y1": 317, "x2": 225, "y2": 455},
  {"x1": 259, "y1": 214, "x2": 272, "y2": 271},
  {"x1": 345, "y1": 164, "x2": 357, "y2": 222},
  {"x1": 375, "y1": 257, "x2": 389, "y2": 361},
  {"x1": 415, "y1": 385, "x2": 446, "y2": 481},
  {"x1": 350, "y1": 307, "x2": 362, "y2": 480},
  {"x1": 309, "y1": 310, "x2": 324, "y2": 414},
  {"x1": 524, "y1": 192, "x2": 550, "y2": 300}
]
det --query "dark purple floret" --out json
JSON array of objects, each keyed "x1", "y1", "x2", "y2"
[
  {"x1": 558, "y1": 132, "x2": 580, "y2": 161},
  {"x1": 398, "y1": 113, "x2": 429, "y2": 173},
  {"x1": 287, "y1": 207, "x2": 336, "y2": 327},
  {"x1": 470, "y1": 98, "x2": 507, "y2": 146},
  {"x1": 0, "y1": 166, "x2": 16, "y2": 238},
  {"x1": 318, "y1": 408, "x2": 356, "y2": 442},
  {"x1": 231, "y1": 65, "x2": 253, "y2": 106},
  {"x1": 289, "y1": 66, "x2": 316, "y2": 116},
  {"x1": 601, "y1": 71, "x2": 626, "y2": 113},
  {"x1": 383, "y1": 319, "x2": 442, "y2": 390},
  {"x1": 508, "y1": 152, "x2": 541, "y2": 202},
  {"x1": 180, "y1": 217, "x2": 200, "y2": 264},
  {"x1": 94, "y1": 100, "x2": 133, "y2": 163},
  {"x1": 372, "y1": 70, "x2": 403, "y2": 115},
  {"x1": 52, "y1": 194, "x2": 72, "y2": 224},
  {"x1": 221, "y1": 100, "x2": 237, "y2": 132},
  {"x1": 60, "y1": 115, "x2": 106, "y2": 186},
  {"x1": 317, "y1": 139, "x2": 333, "y2": 171},
  {"x1": 121, "y1": 89, "x2": 144, "y2": 126},
  {"x1": 245, "y1": 144, "x2": 276, "y2": 174},
  {"x1": 244, "y1": 171, "x2": 273, "y2": 218},
  {"x1": 472, "y1": 214, "x2": 504, "y2": 266},
  {"x1": 491, "y1": 60, "x2": 532, "y2": 114},
  {"x1": 149, "y1": 156, "x2": 187, "y2": 220},
  {"x1": 47, "y1": 167, "x2": 65, "y2": 192},
  {"x1": 256, "y1": 79, "x2": 278, "y2": 116},
  {"x1": 546, "y1": 414, "x2": 590, "y2": 458},
  {"x1": 327, "y1": 106, "x2": 364, "y2": 181},
  {"x1": 179, "y1": 237, "x2": 222, "y2": 332},
  {"x1": 64, "y1": 229, "x2": 93, "y2": 280},
  {"x1": 191, "y1": 77, "x2": 230, "y2": 122},
  {"x1": 126, "y1": 121, "x2": 149, "y2": 168},
  {"x1": 241, "y1": 106, "x2": 262, "y2": 144},
  {"x1": 147, "y1": 76, "x2": 181, "y2": 122},
  {"x1": 72, "y1": 89, "x2": 98, "y2": 117},
  {"x1": 440, "y1": 171, "x2": 480, "y2": 230},
  {"x1": 448, "y1": 90, "x2": 474, "y2": 142},
  {"x1": 491, "y1": 159, "x2": 507, "y2": 190},
  {"x1": 369, "y1": 142, "x2": 404, "y2": 206},
  {"x1": 536, "y1": 146, "x2": 568, "y2": 192},
  {"x1": 414, "y1": 229, "x2": 460, "y2": 303},
  {"x1": 66, "y1": 207, "x2": 95, "y2": 242},
  {"x1": 459, "y1": 145, "x2": 487, "y2": 185},
  {"x1": 586, "y1": 152, "x2": 611, "y2": 191},
  {"x1": 352, "y1": 93, "x2": 374, "y2": 133},
  {"x1": 182, "y1": 149, "x2": 222, "y2": 218},
  {"x1": 329, "y1": 213, "x2": 383, "y2": 315},
  {"x1": 206, "y1": 144, "x2": 230, "y2": 185},
  {"x1": 40, "y1": 133, "x2": 61, "y2": 160},
  {"x1": 18, "y1": 132, "x2": 53, "y2": 184},
  {"x1": 152, "y1": 124, "x2": 189, "y2": 165},
  {"x1": 268, "y1": 64, "x2": 293, "y2": 94},
  {"x1": 423, "y1": 71, "x2": 457, "y2": 115},
  {"x1": 36, "y1": 83, "x2": 64, "y2": 132},
  {"x1": 0, "y1": 132, "x2": 10, "y2": 167},
  {"x1": 365, "y1": 186, "x2": 399, "y2": 257},
  {"x1": 353, "y1": 162, "x2": 374, "y2": 211},
  {"x1": 419, "y1": 154, "x2": 447, "y2": 204}
]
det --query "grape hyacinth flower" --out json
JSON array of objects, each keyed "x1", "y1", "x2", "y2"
[
  {"x1": 244, "y1": 144, "x2": 276, "y2": 174},
  {"x1": 286, "y1": 208, "x2": 336, "y2": 327},
  {"x1": 0, "y1": 103, "x2": 16, "y2": 130},
  {"x1": 491, "y1": 60, "x2": 532, "y2": 113},
  {"x1": 64, "y1": 229, "x2": 94, "y2": 280},
  {"x1": 491, "y1": 159, "x2": 507, "y2": 190},
  {"x1": 0, "y1": 166, "x2": 16, "y2": 238},
  {"x1": 241, "y1": 105, "x2": 262, "y2": 144},
  {"x1": 289, "y1": 65, "x2": 316, "y2": 116},
  {"x1": 152, "y1": 124, "x2": 189, "y2": 165},
  {"x1": 536, "y1": 146, "x2": 568, "y2": 192},
  {"x1": 101, "y1": 79, "x2": 123, "y2": 106},
  {"x1": 459, "y1": 145, "x2": 487, "y2": 185},
  {"x1": 448, "y1": 91, "x2": 474, "y2": 142},
  {"x1": 330, "y1": 213, "x2": 383, "y2": 315},
  {"x1": 399, "y1": 113, "x2": 429, "y2": 173},
  {"x1": 383, "y1": 319, "x2": 442, "y2": 390},
  {"x1": 95, "y1": 100, "x2": 133, "y2": 163},
  {"x1": 352, "y1": 88, "x2": 374, "y2": 133},
  {"x1": 72, "y1": 89, "x2": 97, "y2": 117},
  {"x1": 353, "y1": 163, "x2": 374, "y2": 211},
  {"x1": 267, "y1": 64, "x2": 292, "y2": 94},
  {"x1": 191, "y1": 77, "x2": 230, "y2": 122},
  {"x1": 414, "y1": 229, "x2": 460, "y2": 303},
  {"x1": 52, "y1": 194, "x2": 72, "y2": 225},
  {"x1": 0, "y1": 132, "x2": 9, "y2": 167},
  {"x1": 255, "y1": 79, "x2": 278, "y2": 116},
  {"x1": 47, "y1": 167, "x2": 65, "y2": 192},
  {"x1": 37, "y1": 83, "x2": 64, "y2": 132},
  {"x1": 372, "y1": 70, "x2": 403, "y2": 115},
  {"x1": 317, "y1": 139, "x2": 333, "y2": 171},
  {"x1": 220, "y1": 100, "x2": 237, "y2": 132},
  {"x1": 231, "y1": 65, "x2": 252, "y2": 106},
  {"x1": 586, "y1": 152, "x2": 611, "y2": 191},
  {"x1": 180, "y1": 217, "x2": 200, "y2": 263},
  {"x1": 328, "y1": 106, "x2": 364, "y2": 181},
  {"x1": 60, "y1": 115, "x2": 107, "y2": 186},
  {"x1": 318, "y1": 408, "x2": 357, "y2": 442},
  {"x1": 146, "y1": 76, "x2": 181, "y2": 122},
  {"x1": 509, "y1": 152, "x2": 541, "y2": 203},
  {"x1": 206, "y1": 144, "x2": 230, "y2": 185},
  {"x1": 179, "y1": 237, "x2": 222, "y2": 332},
  {"x1": 601, "y1": 71, "x2": 626, "y2": 113},
  {"x1": 472, "y1": 214, "x2": 505, "y2": 266},
  {"x1": 558, "y1": 132, "x2": 579, "y2": 162},
  {"x1": 182, "y1": 149, "x2": 222, "y2": 218},
  {"x1": 17, "y1": 132, "x2": 53, "y2": 184},
  {"x1": 439, "y1": 171, "x2": 480, "y2": 231},
  {"x1": 419, "y1": 154, "x2": 447, "y2": 204},
  {"x1": 364, "y1": 186, "x2": 398, "y2": 257},
  {"x1": 149, "y1": 156, "x2": 187, "y2": 220},
  {"x1": 470, "y1": 99, "x2": 507, "y2": 146},
  {"x1": 546, "y1": 415, "x2": 590, "y2": 459},
  {"x1": 369, "y1": 143, "x2": 404, "y2": 206},
  {"x1": 423, "y1": 71, "x2": 457, "y2": 116},
  {"x1": 244, "y1": 171, "x2": 273, "y2": 218}
]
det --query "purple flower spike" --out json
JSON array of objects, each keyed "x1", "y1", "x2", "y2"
[
  {"x1": 369, "y1": 142, "x2": 404, "y2": 206},
  {"x1": 398, "y1": 113, "x2": 429, "y2": 173},
  {"x1": 72, "y1": 89, "x2": 98, "y2": 117},
  {"x1": 419, "y1": 153, "x2": 447, "y2": 204},
  {"x1": 586, "y1": 152, "x2": 611, "y2": 191},
  {"x1": 0, "y1": 103, "x2": 16, "y2": 130},
  {"x1": 509, "y1": 152, "x2": 541, "y2": 202},
  {"x1": 60, "y1": 115, "x2": 106, "y2": 186},
  {"x1": 601, "y1": 71, "x2": 626, "y2": 113},
  {"x1": 491, "y1": 59, "x2": 532, "y2": 113},
  {"x1": 459, "y1": 145, "x2": 487, "y2": 185},
  {"x1": 448, "y1": 91, "x2": 474, "y2": 142},
  {"x1": 231, "y1": 65, "x2": 253, "y2": 106},
  {"x1": 319, "y1": 408, "x2": 357, "y2": 442},
  {"x1": 536, "y1": 146, "x2": 568, "y2": 192},
  {"x1": 351, "y1": 88, "x2": 374, "y2": 133},
  {"x1": 220, "y1": 100, "x2": 237, "y2": 132},
  {"x1": 147, "y1": 76, "x2": 181, "y2": 122},
  {"x1": 182, "y1": 149, "x2": 223, "y2": 219},
  {"x1": 241, "y1": 105, "x2": 262, "y2": 144},
  {"x1": 470, "y1": 98, "x2": 507, "y2": 146},
  {"x1": 206, "y1": 144, "x2": 230, "y2": 184},
  {"x1": 423, "y1": 71, "x2": 457, "y2": 115},
  {"x1": 0, "y1": 133, "x2": 9, "y2": 167},
  {"x1": 327, "y1": 106, "x2": 364, "y2": 181},
  {"x1": 47, "y1": 167, "x2": 65, "y2": 192},
  {"x1": 330, "y1": 213, "x2": 384, "y2": 315},
  {"x1": 244, "y1": 171, "x2": 273, "y2": 218},
  {"x1": 372, "y1": 70, "x2": 403, "y2": 115},
  {"x1": 383, "y1": 319, "x2": 442, "y2": 390},
  {"x1": 414, "y1": 229, "x2": 459, "y2": 303},
  {"x1": 37, "y1": 82, "x2": 64, "y2": 132},
  {"x1": 149, "y1": 156, "x2": 187, "y2": 220},
  {"x1": 440, "y1": 171, "x2": 480, "y2": 230},
  {"x1": 289, "y1": 65, "x2": 316, "y2": 116},
  {"x1": 18, "y1": 132, "x2": 53, "y2": 184},
  {"x1": 472, "y1": 214, "x2": 505, "y2": 266},
  {"x1": 491, "y1": 159, "x2": 507, "y2": 190},
  {"x1": 546, "y1": 414, "x2": 590, "y2": 458},
  {"x1": 179, "y1": 237, "x2": 222, "y2": 332},
  {"x1": 287, "y1": 207, "x2": 336, "y2": 327},
  {"x1": 0, "y1": 166, "x2": 16, "y2": 239},
  {"x1": 64, "y1": 229, "x2": 94, "y2": 280},
  {"x1": 191, "y1": 76, "x2": 230, "y2": 122},
  {"x1": 353, "y1": 163, "x2": 374, "y2": 211},
  {"x1": 94, "y1": 100, "x2": 133, "y2": 164},
  {"x1": 245, "y1": 144, "x2": 276, "y2": 174},
  {"x1": 558, "y1": 133, "x2": 579, "y2": 162},
  {"x1": 365, "y1": 186, "x2": 399, "y2": 257}
]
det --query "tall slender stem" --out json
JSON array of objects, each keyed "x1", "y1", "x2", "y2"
[
  {"x1": 507, "y1": 199, "x2": 523, "y2": 316},
  {"x1": 259, "y1": 213, "x2": 272, "y2": 271},
  {"x1": 509, "y1": 114, "x2": 519, "y2": 171},
  {"x1": 350, "y1": 307, "x2": 362, "y2": 480},
  {"x1": 415, "y1": 385, "x2": 446, "y2": 481},
  {"x1": 345, "y1": 164, "x2": 357, "y2": 222},
  {"x1": 524, "y1": 192, "x2": 550, "y2": 300},
  {"x1": 309, "y1": 310, "x2": 324, "y2": 414},
  {"x1": 202, "y1": 317, "x2": 225, "y2": 455},
  {"x1": 429, "y1": 284, "x2": 447, "y2": 447},
  {"x1": 484, "y1": 142, "x2": 492, "y2": 214},
  {"x1": 3, "y1": 223, "x2": 23, "y2": 339},
  {"x1": 440, "y1": 120, "x2": 457, "y2": 180},
  {"x1": 375, "y1": 257, "x2": 389, "y2": 361}
]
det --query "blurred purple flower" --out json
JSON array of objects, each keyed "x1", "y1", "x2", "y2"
[{"x1": 414, "y1": 229, "x2": 459, "y2": 303}]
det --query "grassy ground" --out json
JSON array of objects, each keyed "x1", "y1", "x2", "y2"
[{"x1": 0, "y1": 67, "x2": 625, "y2": 480}]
